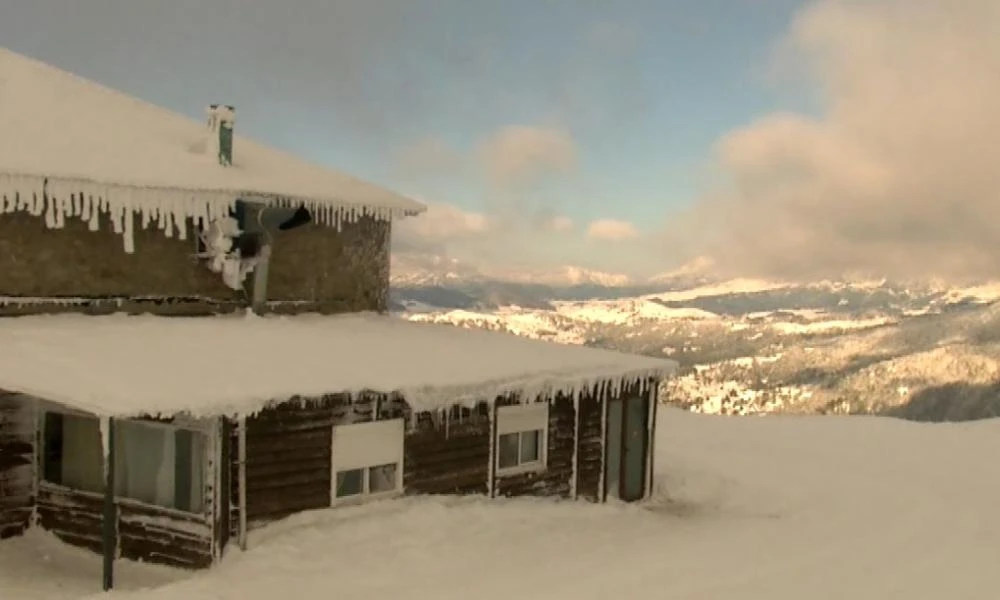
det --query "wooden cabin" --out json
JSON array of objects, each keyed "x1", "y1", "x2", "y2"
[{"x1": 0, "y1": 48, "x2": 677, "y2": 588}]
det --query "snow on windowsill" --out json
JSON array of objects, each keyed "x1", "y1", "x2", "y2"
[
  {"x1": 495, "y1": 462, "x2": 547, "y2": 478},
  {"x1": 332, "y1": 489, "x2": 404, "y2": 509}
]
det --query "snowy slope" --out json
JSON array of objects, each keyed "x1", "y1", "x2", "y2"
[
  {"x1": 395, "y1": 279, "x2": 1000, "y2": 419},
  {"x1": 3, "y1": 407, "x2": 998, "y2": 599}
]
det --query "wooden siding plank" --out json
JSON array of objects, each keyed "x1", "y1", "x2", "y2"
[{"x1": 0, "y1": 394, "x2": 34, "y2": 538}]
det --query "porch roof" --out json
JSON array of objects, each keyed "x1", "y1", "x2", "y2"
[{"x1": 0, "y1": 313, "x2": 676, "y2": 418}]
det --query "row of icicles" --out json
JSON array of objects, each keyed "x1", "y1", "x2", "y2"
[{"x1": 0, "y1": 175, "x2": 408, "y2": 254}]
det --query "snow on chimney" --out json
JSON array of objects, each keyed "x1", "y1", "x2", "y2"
[{"x1": 206, "y1": 104, "x2": 235, "y2": 166}]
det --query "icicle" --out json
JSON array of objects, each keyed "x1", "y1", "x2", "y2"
[
  {"x1": 56, "y1": 195, "x2": 67, "y2": 228},
  {"x1": 174, "y1": 199, "x2": 187, "y2": 241},
  {"x1": 87, "y1": 196, "x2": 100, "y2": 231},
  {"x1": 157, "y1": 201, "x2": 168, "y2": 231},
  {"x1": 162, "y1": 200, "x2": 174, "y2": 239},
  {"x1": 110, "y1": 202, "x2": 123, "y2": 234},
  {"x1": 123, "y1": 199, "x2": 135, "y2": 254},
  {"x1": 44, "y1": 192, "x2": 57, "y2": 228}
]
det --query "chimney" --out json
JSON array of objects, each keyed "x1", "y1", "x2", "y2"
[{"x1": 207, "y1": 104, "x2": 235, "y2": 166}]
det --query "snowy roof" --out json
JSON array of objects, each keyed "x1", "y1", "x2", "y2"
[
  {"x1": 0, "y1": 48, "x2": 425, "y2": 249},
  {"x1": 0, "y1": 313, "x2": 676, "y2": 418}
]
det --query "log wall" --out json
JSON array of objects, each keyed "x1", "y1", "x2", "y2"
[
  {"x1": 494, "y1": 395, "x2": 576, "y2": 499},
  {"x1": 118, "y1": 500, "x2": 213, "y2": 569},
  {"x1": 35, "y1": 486, "x2": 214, "y2": 569},
  {"x1": 404, "y1": 404, "x2": 490, "y2": 496},
  {"x1": 242, "y1": 393, "x2": 408, "y2": 530},
  {"x1": 36, "y1": 486, "x2": 103, "y2": 554},
  {"x1": 28, "y1": 409, "x2": 218, "y2": 570},
  {"x1": 575, "y1": 385, "x2": 607, "y2": 502},
  {"x1": 0, "y1": 392, "x2": 34, "y2": 539}
]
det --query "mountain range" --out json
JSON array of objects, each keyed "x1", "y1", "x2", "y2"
[{"x1": 389, "y1": 256, "x2": 1000, "y2": 422}]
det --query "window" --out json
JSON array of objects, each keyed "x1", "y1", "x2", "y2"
[
  {"x1": 42, "y1": 412, "x2": 104, "y2": 493},
  {"x1": 41, "y1": 411, "x2": 206, "y2": 514},
  {"x1": 495, "y1": 403, "x2": 548, "y2": 474},
  {"x1": 497, "y1": 430, "x2": 541, "y2": 470},
  {"x1": 331, "y1": 419, "x2": 404, "y2": 503},
  {"x1": 113, "y1": 420, "x2": 206, "y2": 513},
  {"x1": 335, "y1": 463, "x2": 399, "y2": 499}
]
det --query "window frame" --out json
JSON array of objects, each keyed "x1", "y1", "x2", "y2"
[
  {"x1": 495, "y1": 402, "x2": 549, "y2": 476},
  {"x1": 37, "y1": 406, "x2": 212, "y2": 518},
  {"x1": 331, "y1": 418, "x2": 405, "y2": 506}
]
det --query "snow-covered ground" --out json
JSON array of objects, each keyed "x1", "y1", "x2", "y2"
[{"x1": 3, "y1": 408, "x2": 998, "y2": 599}]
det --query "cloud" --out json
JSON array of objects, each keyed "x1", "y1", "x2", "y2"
[
  {"x1": 392, "y1": 136, "x2": 464, "y2": 176},
  {"x1": 393, "y1": 202, "x2": 491, "y2": 255},
  {"x1": 547, "y1": 215, "x2": 575, "y2": 233},
  {"x1": 672, "y1": 0, "x2": 1000, "y2": 283},
  {"x1": 477, "y1": 126, "x2": 578, "y2": 187},
  {"x1": 587, "y1": 219, "x2": 640, "y2": 241}
]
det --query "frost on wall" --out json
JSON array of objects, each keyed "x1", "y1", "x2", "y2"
[
  {"x1": 0, "y1": 174, "x2": 407, "y2": 256},
  {"x1": 0, "y1": 190, "x2": 392, "y2": 312},
  {"x1": 196, "y1": 217, "x2": 260, "y2": 291},
  {"x1": 264, "y1": 216, "x2": 391, "y2": 313}
]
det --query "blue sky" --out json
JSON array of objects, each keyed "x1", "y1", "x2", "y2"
[{"x1": 1, "y1": 0, "x2": 830, "y2": 277}]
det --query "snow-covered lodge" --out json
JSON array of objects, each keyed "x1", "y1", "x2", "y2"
[{"x1": 0, "y1": 48, "x2": 676, "y2": 585}]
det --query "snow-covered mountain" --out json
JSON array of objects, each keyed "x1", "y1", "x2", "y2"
[
  {"x1": 390, "y1": 254, "x2": 636, "y2": 288},
  {"x1": 394, "y1": 272, "x2": 1000, "y2": 421}
]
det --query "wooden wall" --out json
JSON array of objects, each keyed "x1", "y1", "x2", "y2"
[
  {"x1": 241, "y1": 393, "x2": 407, "y2": 531},
  {"x1": 36, "y1": 486, "x2": 102, "y2": 553},
  {"x1": 493, "y1": 395, "x2": 576, "y2": 499},
  {"x1": 404, "y1": 404, "x2": 490, "y2": 495},
  {"x1": 28, "y1": 408, "x2": 219, "y2": 570},
  {"x1": 230, "y1": 380, "x2": 653, "y2": 549},
  {"x1": 35, "y1": 485, "x2": 215, "y2": 569},
  {"x1": 0, "y1": 392, "x2": 34, "y2": 539},
  {"x1": 243, "y1": 399, "x2": 334, "y2": 529},
  {"x1": 575, "y1": 385, "x2": 607, "y2": 502},
  {"x1": 119, "y1": 500, "x2": 213, "y2": 569}
]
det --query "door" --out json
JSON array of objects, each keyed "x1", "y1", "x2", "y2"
[
  {"x1": 603, "y1": 395, "x2": 649, "y2": 502},
  {"x1": 621, "y1": 395, "x2": 649, "y2": 501}
]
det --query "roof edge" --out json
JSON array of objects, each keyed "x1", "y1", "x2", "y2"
[
  {"x1": 0, "y1": 171, "x2": 424, "y2": 253},
  {"x1": 0, "y1": 365, "x2": 673, "y2": 420}
]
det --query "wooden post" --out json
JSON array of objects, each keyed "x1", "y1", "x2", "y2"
[
  {"x1": 101, "y1": 417, "x2": 116, "y2": 592},
  {"x1": 570, "y1": 393, "x2": 580, "y2": 500},
  {"x1": 646, "y1": 379, "x2": 659, "y2": 500},
  {"x1": 215, "y1": 417, "x2": 231, "y2": 562},
  {"x1": 487, "y1": 402, "x2": 498, "y2": 499},
  {"x1": 237, "y1": 415, "x2": 248, "y2": 551},
  {"x1": 597, "y1": 382, "x2": 608, "y2": 503}
]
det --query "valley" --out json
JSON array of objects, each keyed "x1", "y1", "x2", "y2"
[{"x1": 392, "y1": 272, "x2": 1000, "y2": 421}]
